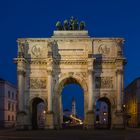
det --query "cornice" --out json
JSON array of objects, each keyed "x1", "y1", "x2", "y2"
[
  {"x1": 54, "y1": 60, "x2": 87, "y2": 65},
  {"x1": 14, "y1": 58, "x2": 28, "y2": 64},
  {"x1": 95, "y1": 58, "x2": 116, "y2": 64},
  {"x1": 29, "y1": 59, "x2": 48, "y2": 65},
  {"x1": 92, "y1": 38, "x2": 124, "y2": 42}
]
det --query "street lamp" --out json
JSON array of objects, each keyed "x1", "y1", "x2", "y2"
[{"x1": 122, "y1": 104, "x2": 126, "y2": 128}]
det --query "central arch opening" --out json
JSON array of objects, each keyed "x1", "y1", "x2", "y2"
[{"x1": 60, "y1": 77, "x2": 84, "y2": 129}]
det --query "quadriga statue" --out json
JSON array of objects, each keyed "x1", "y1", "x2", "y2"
[
  {"x1": 63, "y1": 20, "x2": 69, "y2": 30},
  {"x1": 79, "y1": 21, "x2": 86, "y2": 30},
  {"x1": 56, "y1": 21, "x2": 63, "y2": 30}
]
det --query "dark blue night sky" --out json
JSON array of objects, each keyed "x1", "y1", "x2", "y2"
[{"x1": 0, "y1": 0, "x2": 140, "y2": 117}]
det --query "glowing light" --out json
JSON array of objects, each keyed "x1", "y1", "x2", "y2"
[
  {"x1": 96, "y1": 121, "x2": 99, "y2": 124},
  {"x1": 70, "y1": 115, "x2": 83, "y2": 124},
  {"x1": 103, "y1": 112, "x2": 107, "y2": 115},
  {"x1": 43, "y1": 110, "x2": 46, "y2": 114},
  {"x1": 123, "y1": 104, "x2": 126, "y2": 108},
  {"x1": 65, "y1": 121, "x2": 70, "y2": 124}
]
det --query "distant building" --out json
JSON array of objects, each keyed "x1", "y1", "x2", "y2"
[
  {"x1": 124, "y1": 77, "x2": 140, "y2": 127},
  {"x1": 0, "y1": 78, "x2": 17, "y2": 128},
  {"x1": 71, "y1": 97, "x2": 76, "y2": 116}
]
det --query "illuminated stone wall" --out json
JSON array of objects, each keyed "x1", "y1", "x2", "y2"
[
  {"x1": 124, "y1": 78, "x2": 140, "y2": 127},
  {"x1": 14, "y1": 30, "x2": 126, "y2": 129}
]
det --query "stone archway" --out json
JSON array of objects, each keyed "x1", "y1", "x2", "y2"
[
  {"x1": 53, "y1": 74, "x2": 88, "y2": 128},
  {"x1": 15, "y1": 29, "x2": 126, "y2": 130},
  {"x1": 95, "y1": 97, "x2": 111, "y2": 129},
  {"x1": 30, "y1": 97, "x2": 46, "y2": 129}
]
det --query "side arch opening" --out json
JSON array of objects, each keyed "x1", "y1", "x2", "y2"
[
  {"x1": 95, "y1": 97, "x2": 111, "y2": 129},
  {"x1": 31, "y1": 97, "x2": 46, "y2": 129}
]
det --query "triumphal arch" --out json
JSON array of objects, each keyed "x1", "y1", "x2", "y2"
[{"x1": 14, "y1": 18, "x2": 126, "y2": 129}]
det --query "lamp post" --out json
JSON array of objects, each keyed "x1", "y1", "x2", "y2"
[{"x1": 122, "y1": 104, "x2": 126, "y2": 128}]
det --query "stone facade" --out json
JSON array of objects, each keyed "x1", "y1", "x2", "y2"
[
  {"x1": 14, "y1": 30, "x2": 126, "y2": 129},
  {"x1": 0, "y1": 78, "x2": 17, "y2": 128},
  {"x1": 124, "y1": 77, "x2": 140, "y2": 127}
]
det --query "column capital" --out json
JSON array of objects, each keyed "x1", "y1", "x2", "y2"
[
  {"x1": 17, "y1": 70, "x2": 25, "y2": 76},
  {"x1": 47, "y1": 70, "x2": 53, "y2": 75},
  {"x1": 88, "y1": 69, "x2": 95, "y2": 75},
  {"x1": 116, "y1": 69, "x2": 123, "y2": 75}
]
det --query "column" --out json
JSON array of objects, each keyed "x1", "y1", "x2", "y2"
[
  {"x1": 121, "y1": 71, "x2": 124, "y2": 106},
  {"x1": 85, "y1": 58, "x2": 95, "y2": 129},
  {"x1": 16, "y1": 67, "x2": 26, "y2": 130},
  {"x1": 88, "y1": 70, "x2": 94, "y2": 111},
  {"x1": 47, "y1": 70, "x2": 53, "y2": 112},
  {"x1": 46, "y1": 70, "x2": 54, "y2": 129},
  {"x1": 17, "y1": 70, "x2": 25, "y2": 111},
  {"x1": 116, "y1": 69, "x2": 123, "y2": 111},
  {"x1": 113, "y1": 69, "x2": 124, "y2": 129}
]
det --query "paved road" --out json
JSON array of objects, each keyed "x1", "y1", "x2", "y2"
[{"x1": 0, "y1": 128, "x2": 140, "y2": 140}]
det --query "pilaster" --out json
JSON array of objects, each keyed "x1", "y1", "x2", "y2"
[
  {"x1": 45, "y1": 111, "x2": 54, "y2": 129},
  {"x1": 45, "y1": 69, "x2": 54, "y2": 129},
  {"x1": 112, "y1": 69, "x2": 124, "y2": 129},
  {"x1": 16, "y1": 57, "x2": 28, "y2": 129},
  {"x1": 116, "y1": 69, "x2": 123, "y2": 112},
  {"x1": 85, "y1": 58, "x2": 95, "y2": 129}
]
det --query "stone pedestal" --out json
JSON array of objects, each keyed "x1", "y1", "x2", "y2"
[
  {"x1": 112, "y1": 111, "x2": 124, "y2": 129},
  {"x1": 45, "y1": 112, "x2": 54, "y2": 129},
  {"x1": 85, "y1": 111, "x2": 94, "y2": 129},
  {"x1": 16, "y1": 112, "x2": 32, "y2": 130},
  {"x1": 52, "y1": 31, "x2": 89, "y2": 38}
]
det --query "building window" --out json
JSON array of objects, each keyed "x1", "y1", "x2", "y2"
[
  {"x1": 12, "y1": 115, "x2": 14, "y2": 121},
  {"x1": 12, "y1": 92, "x2": 14, "y2": 99},
  {"x1": 16, "y1": 94, "x2": 17, "y2": 100},
  {"x1": 8, "y1": 115, "x2": 10, "y2": 121},
  {"x1": 16, "y1": 104, "x2": 18, "y2": 111},
  {"x1": 8, "y1": 91, "x2": 10, "y2": 98},
  {"x1": 12, "y1": 103, "x2": 14, "y2": 111},
  {"x1": 8, "y1": 102, "x2": 11, "y2": 111}
]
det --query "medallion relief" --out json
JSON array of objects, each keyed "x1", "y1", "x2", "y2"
[
  {"x1": 31, "y1": 44, "x2": 42, "y2": 57},
  {"x1": 98, "y1": 44, "x2": 110, "y2": 55}
]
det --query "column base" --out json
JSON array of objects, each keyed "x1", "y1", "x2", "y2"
[
  {"x1": 16, "y1": 111, "x2": 32, "y2": 130},
  {"x1": 45, "y1": 112, "x2": 54, "y2": 129},
  {"x1": 16, "y1": 124, "x2": 32, "y2": 130},
  {"x1": 112, "y1": 111, "x2": 125, "y2": 129},
  {"x1": 84, "y1": 111, "x2": 94, "y2": 129}
]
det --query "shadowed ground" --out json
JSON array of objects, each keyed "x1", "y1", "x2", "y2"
[{"x1": 0, "y1": 128, "x2": 140, "y2": 140}]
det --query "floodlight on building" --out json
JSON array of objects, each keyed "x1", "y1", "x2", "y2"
[
  {"x1": 103, "y1": 118, "x2": 106, "y2": 121},
  {"x1": 103, "y1": 112, "x2": 107, "y2": 115},
  {"x1": 123, "y1": 104, "x2": 126, "y2": 108},
  {"x1": 43, "y1": 110, "x2": 46, "y2": 114}
]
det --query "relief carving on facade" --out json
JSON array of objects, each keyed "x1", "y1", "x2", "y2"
[
  {"x1": 18, "y1": 41, "x2": 29, "y2": 57},
  {"x1": 31, "y1": 44, "x2": 42, "y2": 57},
  {"x1": 29, "y1": 78, "x2": 46, "y2": 89},
  {"x1": 75, "y1": 72, "x2": 87, "y2": 79},
  {"x1": 98, "y1": 44, "x2": 110, "y2": 55},
  {"x1": 95, "y1": 77, "x2": 113, "y2": 89}
]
